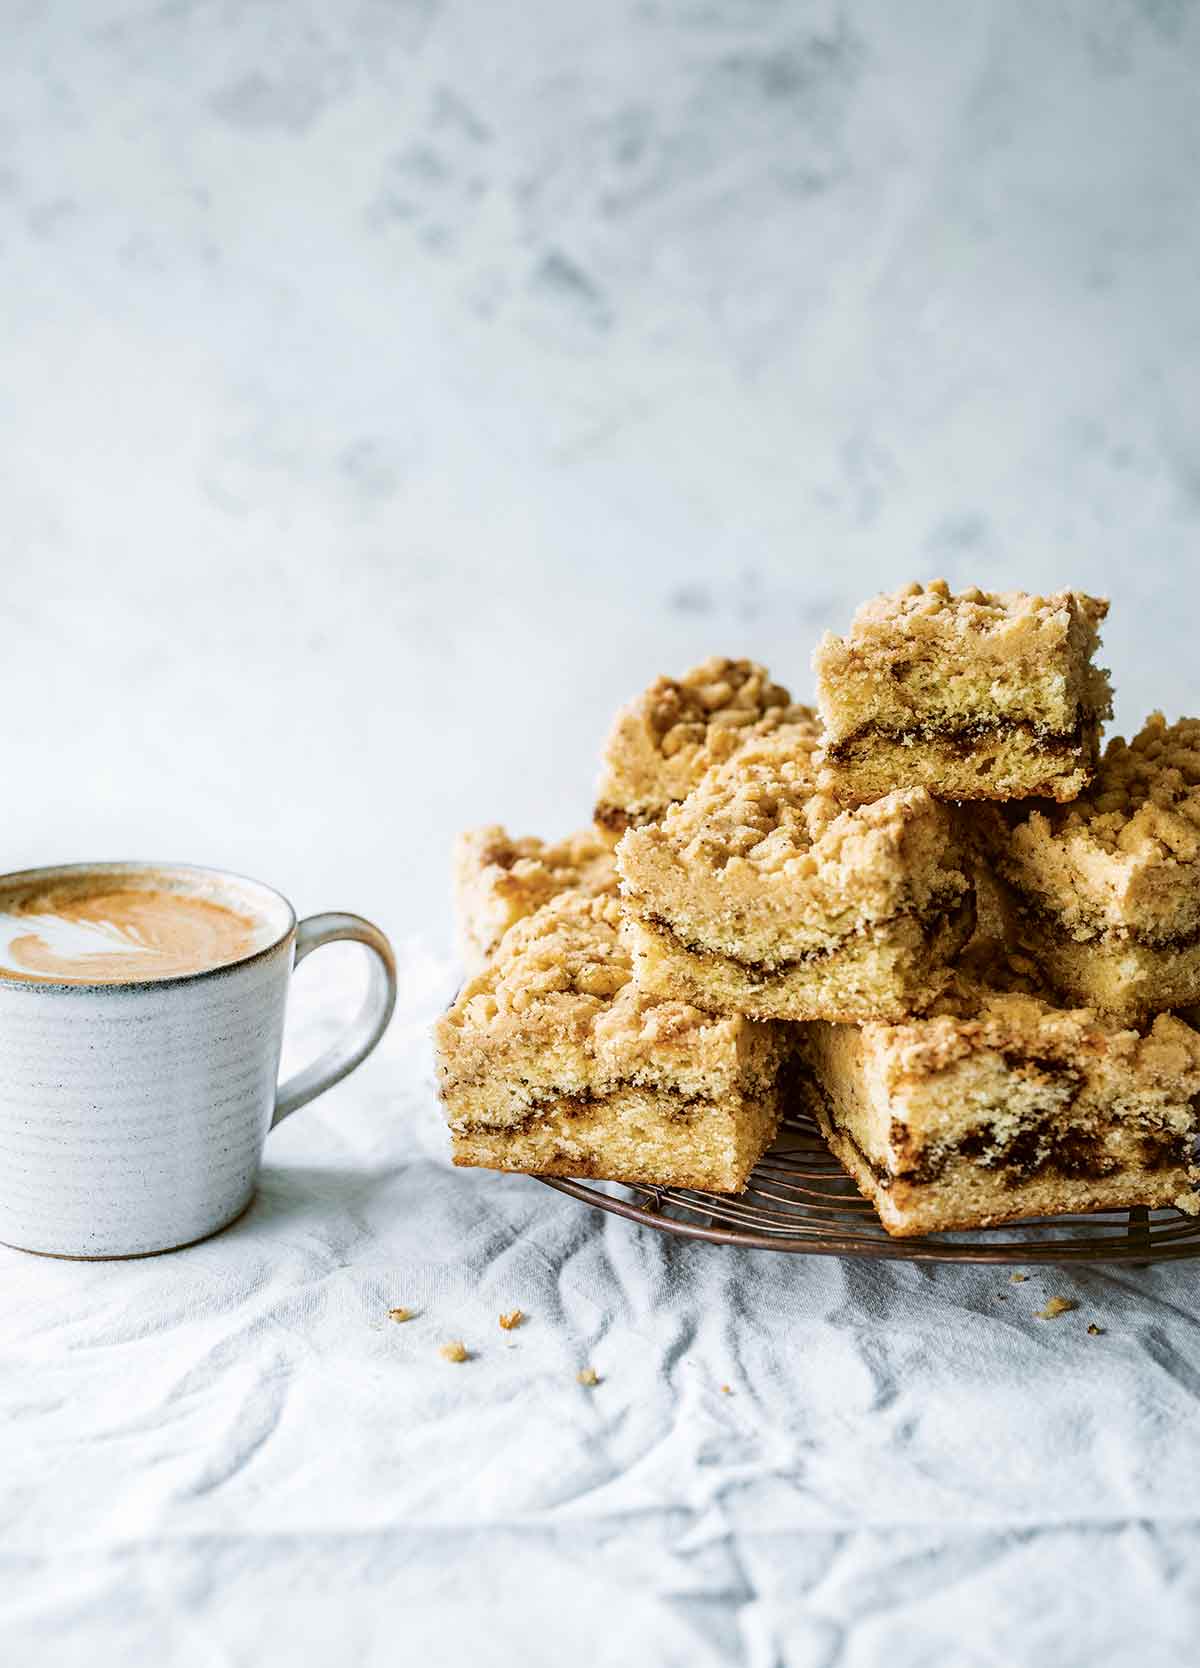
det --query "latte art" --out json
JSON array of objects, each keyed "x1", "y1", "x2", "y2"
[{"x1": 0, "y1": 885, "x2": 276, "y2": 984}]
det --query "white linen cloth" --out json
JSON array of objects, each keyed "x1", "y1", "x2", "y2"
[{"x1": 3, "y1": 945, "x2": 1199, "y2": 1668}]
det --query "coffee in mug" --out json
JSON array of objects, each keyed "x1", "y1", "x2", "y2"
[{"x1": 0, "y1": 869, "x2": 278, "y2": 984}]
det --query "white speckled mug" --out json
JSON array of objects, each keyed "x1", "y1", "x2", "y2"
[{"x1": 0, "y1": 862, "x2": 397, "y2": 1259}]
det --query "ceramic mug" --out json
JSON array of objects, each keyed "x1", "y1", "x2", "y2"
[{"x1": 0, "y1": 861, "x2": 397, "y2": 1259}]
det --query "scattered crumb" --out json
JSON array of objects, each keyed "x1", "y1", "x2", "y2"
[
  {"x1": 1087, "y1": 1323, "x2": 1104, "y2": 1336},
  {"x1": 577, "y1": 1367, "x2": 600, "y2": 1387},
  {"x1": 1009, "y1": 1273, "x2": 1028, "y2": 1284},
  {"x1": 1034, "y1": 1297, "x2": 1077, "y2": 1321},
  {"x1": 388, "y1": 1307, "x2": 415, "y2": 1323},
  {"x1": 499, "y1": 1309, "x2": 524, "y2": 1331},
  {"x1": 439, "y1": 1340, "x2": 470, "y2": 1363},
  {"x1": 720, "y1": 1384, "x2": 733, "y2": 1395}
]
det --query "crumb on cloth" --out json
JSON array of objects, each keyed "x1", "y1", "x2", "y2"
[
  {"x1": 499, "y1": 1309, "x2": 524, "y2": 1331},
  {"x1": 440, "y1": 1340, "x2": 470, "y2": 1363},
  {"x1": 1035, "y1": 1297, "x2": 1077, "y2": 1320},
  {"x1": 577, "y1": 1367, "x2": 600, "y2": 1387},
  {"x1": 388, "y1": 1307, "x2": 415, "y2": 1323}
]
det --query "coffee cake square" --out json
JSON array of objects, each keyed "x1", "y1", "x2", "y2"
[
  {"x1": 814, "y1": 581, "x2": 1112, "y2": 804},
  {"x1": 616, "y1": 733, "x2": 974, "y2": 1022},
  {"x1": 797, "y1": 947, "x2": 1200, "y2": 1236},
  {"x1": 435, "y1": 888, "x2": 787, "y2": 1192},
  {"x1": 973, "y1": 713, "x2": 1200, "y2": 1020},
  {"x1": 594, "y1": 656, "x2": 818, "y2": 838},
  {"x1": 454, "y1": 825, "x2": 616, "y2": 974}
]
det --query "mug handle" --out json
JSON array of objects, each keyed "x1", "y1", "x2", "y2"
[{"x1": 272, "y1": 913, "x2": 398, "y2": 1128}]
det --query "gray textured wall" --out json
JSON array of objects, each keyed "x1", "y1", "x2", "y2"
[{"x1": 4, "y1": 2, "x2": 1197, "y2": 945}]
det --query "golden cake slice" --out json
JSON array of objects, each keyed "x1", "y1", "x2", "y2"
[
  {"x1": 453, "y1": 825, "x2": 616, "y2": 973},
  {"x1": 797, "y1": 946, "x2": 1200, "y2": 1236},
  {"x1": 972, "y1": 714, "x2": 1200, "y2": 1021},
  {"x1": 814, "y1": 581, "x2": 1112, "y2": 804},
  {"x1": 435, "y1": 888, "x2": 788, "y2": 1192},
  {"x1": 594, "y1": 656, "x2": 818, "y2": 838},
  {"x1": 616, "y1": 734, "x2": 974, "y2": 1022}
]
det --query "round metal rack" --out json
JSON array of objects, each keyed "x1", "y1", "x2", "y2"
[{"x1": 536, "y1": 1107, "x2": 1200, "y2": 1264}]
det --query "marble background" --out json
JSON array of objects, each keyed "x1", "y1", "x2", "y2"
[
  {"x1": 3, "y1": 0, "x2": 1199, "y2": 949},
  {"x1": 4, "y1": 5, "x2": 1200, "y2": 1664}
]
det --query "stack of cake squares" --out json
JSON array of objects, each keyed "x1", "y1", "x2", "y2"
[{"x1": 435, "y1": 582, "x2": 1200, "y2": 1236}]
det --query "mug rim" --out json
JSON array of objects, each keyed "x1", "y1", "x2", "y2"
[{"x1": 0, "y1": 860, "x2": 297, "y2": 995}]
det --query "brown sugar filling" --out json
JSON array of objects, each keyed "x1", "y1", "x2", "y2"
[
  {"x1": 456, "y1": 1085, "x2": 779, "y2": 1140},
  {"x1": 637, "y1": 892, "x2": 974, "y2": 979},
  {"x1": 825, "y1": 708, "x2": 1093, "y2": 765},
  {"x1": 1009, "y1": 888, "x2": 1200, "y2": 953},
  {"x1": 802, "y1": 1068, "x2": 1190, "y2": 1191}
]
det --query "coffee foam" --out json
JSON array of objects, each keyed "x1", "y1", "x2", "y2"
[{"x1": 0, "y1": 870, "x2": 285, "y2": 985}]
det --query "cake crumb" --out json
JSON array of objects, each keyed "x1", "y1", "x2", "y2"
[
  {"x1": 720, "y1": 1384, "x2": 733, "y2": 1395},
  {"x1": 439, "y1": 1340, "x2": 469, "y2": 1363},
  {"x1": 577, "y1": 1367, "x2": 600, "y2": 1387},
  {"x1": 1087, "y1": 1323, "x2": 1104, "y2": 1336},
  {"x1": 388, "y1": 1307, "x2": 415, "y2": 1323},
  {"x1": 1035, "y1": 1297, "x2": 1077, "y2": 1320},
  {"x1": 499, "y1": 1309, "x2": 524, "y2": 1331},
  {"x1": 1009, "y1": 1273, "x2": 1028, "y2": 1284}
]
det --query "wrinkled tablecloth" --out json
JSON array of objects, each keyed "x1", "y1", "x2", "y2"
[{"x1": 3, "y1": 941, "x2": 1198, "y2": 1668}]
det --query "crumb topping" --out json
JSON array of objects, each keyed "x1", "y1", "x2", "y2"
[
  {"x1": 648, "y1": 735, "x2": 946, "y2": 879},
  {"x1": 457, "y1": 893, "x2": 632, "y2": 1025},
  {"x1": 647, "y1": 735, "x2": 827, "y2": 868},
  {"x1": 641, "y1": 658, "x2": 803, "y2": 756},
  {"x1": 1045, "y1": 714, "x2": 1200, "y2": 860},
  {"x1": 455, "y1": 825, "x2": 617, "y2": 967},
  {"x1": 445, "y1": 888, "x2": 760, "y2": 1062},
  {"x1": 595, "y1": 657, "x2": 819, "y2": 829},
  {"x1": 461, "y1": 826, "x2": 616, "y2": 897},
  {"x1": 845, "y1": 580, "x2": 1109, "y2": 638},
  {"x1": 871, "y1": 964, "x2": 1200, "y2": 1089}
]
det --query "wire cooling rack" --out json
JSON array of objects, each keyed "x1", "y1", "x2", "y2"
[{"x1": 536, "y1": 1107, "x2": 1200, "y2": 1264}]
